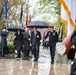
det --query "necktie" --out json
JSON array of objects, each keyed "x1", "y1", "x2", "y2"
[{"x1": 34, "y1": 32, "x2": 36, "y2": 37}]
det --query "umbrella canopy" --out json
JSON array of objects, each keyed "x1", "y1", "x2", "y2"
[
  {"x1": 7, "y1": 25, "x2": 25, "y2": 32},
  {"x1": 27, "y1": 21, "x2": 49, "y2": 28}
]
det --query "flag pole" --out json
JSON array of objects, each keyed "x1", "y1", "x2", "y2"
[
  {"x1": 6, "y1": 18, "x2": 8, "y2": 28},
  {"x1": 4, "y1": 0, "x2": 8, "y2": 29},
  {"x1": 26, "y1": 11, "x2": 28, "y2": 27},
  {"x1": 20, "y1": 5, "x2": 23, "y2": 27}
]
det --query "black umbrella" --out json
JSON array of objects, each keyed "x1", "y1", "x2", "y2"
[
  {"x1": 7, "y1": 25, "x2": 25, "y2": 32},
  {"x1": 27, "y1": 21, "x2": 49, "y2": 28}
]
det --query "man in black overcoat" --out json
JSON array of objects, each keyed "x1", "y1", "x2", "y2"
[
  {"x1": 30, "y1": 27, "x2": 41, "y2": 61},
  {"x1": 22, "y1": 27, "x2": 30, "y2": 58},
  {"x1": 1, "y1": 27, "x2": 8, "y2": 57}
]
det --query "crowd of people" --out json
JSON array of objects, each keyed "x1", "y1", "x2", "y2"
[{"x1": 0, "y1": 26, "x2": 59, "y2": 64}]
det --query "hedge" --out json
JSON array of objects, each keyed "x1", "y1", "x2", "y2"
[{"x1": 0, "y1": 42, "x2": 15, "y2": 54}]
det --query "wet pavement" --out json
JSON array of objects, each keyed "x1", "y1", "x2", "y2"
[{"x1": 0, "y1": 48, "x2": 71, "y2": 75}]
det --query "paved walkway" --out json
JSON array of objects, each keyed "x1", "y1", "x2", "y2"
[{"x1": 0, "y1": 48, "x2": 71, "y2": 75}]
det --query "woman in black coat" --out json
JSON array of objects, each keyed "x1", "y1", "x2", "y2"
[{"x1": 14, "y1": 30, "x2": 24, "y2": 60}]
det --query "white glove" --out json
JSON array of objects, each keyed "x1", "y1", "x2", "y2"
[{"x1": 56, "y1": 42, "x2": 66, "y2": 56}]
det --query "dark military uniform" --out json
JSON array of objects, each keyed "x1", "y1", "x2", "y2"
[
  {"x1": 44, "y1": 30, "x2": 58, "y2": 63},
  {"x1": 71, "y1": 29, "x2": 76, "y2": 46},
  {"x1": 68, "y1": 29, "x2": 76, "y2": 61},
  {"x1": 70, "y1": 59, "x2": 76, "y2": 75}
]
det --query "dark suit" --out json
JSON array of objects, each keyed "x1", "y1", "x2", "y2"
[
  {"x1": 22, "y1": 31, "x2": 30, "y2": 57},
  {"x1": 30, "y1": 31, "x2": 41, "y2": 61},
  {"x1": 44, "y1": 30, "x2": 58, "y2": 63}
]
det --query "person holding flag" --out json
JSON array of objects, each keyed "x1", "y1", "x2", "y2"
[{"x1": 56, "y1": 0, "x2": 76, "y2": 57}]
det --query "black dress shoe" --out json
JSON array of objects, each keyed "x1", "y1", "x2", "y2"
[
  {"x1": 34, "y1": 59, "x2": 38, "y2": 61},
  {"x1": 16, "y1": 58, "x2": 20, "y2": 61},
  {"x1": 51, "y1": 61, "x2": 54, "y2": 64}
]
